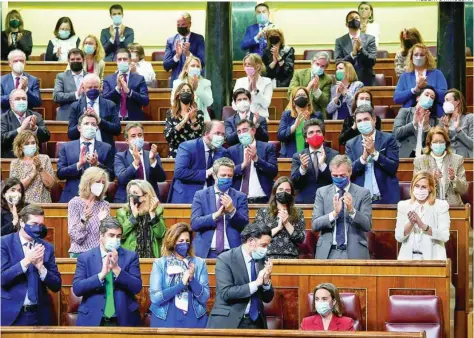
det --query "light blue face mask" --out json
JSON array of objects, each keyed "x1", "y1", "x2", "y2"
[
  {"x1": 238, "y1": 132, "x2": 253, "y2": 147},
  {"x1": 211, "y1": 134, "x2": 225, "y2": 149},
  {"x1": 58, "y1": 29, "x2": 70, "y2": 39},
  {"x1": 188, "y1": 67, "x2": 201, "y2": 77},
  {"x1": 357, "y1": 121, "x2": 373, "y2": 135},
  {"x1": 419, "y1": 95, "x2": 434, "y2": 109},
  {"x1": 84, "y1": 44, "x2": 95, "y2": 55},
  {"x1": 14, "y1": 100, "x2": 28, "y2": 113},
  {"x1": 431, "y1": 143, "x2": 446, "y2": 156},
  {"x1": 312, "y1": 65, "x2": 324, "y2": 77},
  {"x1": 105, "y1": 238, "x2": 121, "y2": 252},
  {"x1": 130, "y1": 137, "x2": 145, "y2": 151},
  {"x1": 112, "y1": 15, "x2": 123, "y2": 26},
  {"x1": 251, "y1": 246, "x2": 267, "y2": 260},
  {"x1": 23, "y1": 144, "x2": 37, "y2": 157},
  {"x1": 256, "y1": 13, "x2": 269, "y2": 25},
  {"x1": 118, "y1": 62, "x2": 129, "y2": 73},
  {"x1": 315, "y1": 302, "x2": 333, "y2": 316},
  {"x1": 83, "y1": 126, "x2": 97, "y2": 140}
]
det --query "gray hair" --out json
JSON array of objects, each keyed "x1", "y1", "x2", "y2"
[
  {"x1": 9, "y1": 88, "x2": 26, "y2": 100},
  {"x1": 354, "y1": 104, "x2": 374, "y2": 118},
  {"x1": 329, "y1": 155, "x2": 353, "y2": 173},
  {"x1": 212, "y1": 157, "x2": 235, "y2": 175},
  {"x1": 202, "y1": 120, "x2": 224, "y2": 136},
  {"x1": 8, "y1": 49, "x2": 26, "y2": 62},
  {"x1": 312, "y1": 51, "x2": 330, "y2": 63},
  {"x1": 82, "y1": 73, "x2": 100, "y2": 85},
  {"x1": 178, "y1": 12, "x2": 191, "y2": 21}
]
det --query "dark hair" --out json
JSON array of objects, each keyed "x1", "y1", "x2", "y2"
[
  {"x1": 128, "y1": 43, "x2": 145, "y2": 60},
  {"x1": 303, "y1": 118, "x2": 325, "y2": 138},
  {"x1": 358, "y1": 2, "x2": 374, "y2": 23},
  {"x1": 202, "y1": 120, "x2": 223, "y2": 136},
  {"x1": 116, "y1": 48, "x2": 131, "y2": 58},
  {"x1": 345, "y1": 10, "x2": 360, "y2": 23},
  {"x1": 54, "y1": 17, "x2": 75, "y2": 38},
  {"x1": 255, "y1": 3, "x2": 269, "y2": 11},
  {"x1": 1, "y1": 177, "x2": 26, "y2": 211},
  {"x1": 400, "y1": 28, "x2": 424, "y2": 57},
  {"x1": 109, "y1": 4, "x2": 124, "y2": 15},
  {"x1": 78, "y1": 113, "x2": 99, "y2": 125},
  {"x1": 416, "y1": 85, "x2": 438, "y2": 117},
  {"x1": 236, "y1": 118, "x2": 255, "y2": 129},
  {"x1": 268, "y1": 176, "x2": 299, "y2": 223},
  {"x1": 161, "y1": 222, "x2": 195, "y2": 257},
  {"x1": 353, "y1": 104, "x2": 374, "y2": 118},
  {"x1": 351, "y1": 88, "x2": 374, "y2": 113},
  {"x1": 19, "y1": 204, "x2": 44, "y2": 224},
  {"x1": 233, "y1": 88, "x2": 252, "y2": 102},
  {"x1": 240, "y1": 222, "x2": 272, "y2": 244},
  {"x1": 99, "y1": 216, "x2": 123, "y2": 235},
  {"x1": 68, "y1": 48, "x2": 84, "y2": 60}
]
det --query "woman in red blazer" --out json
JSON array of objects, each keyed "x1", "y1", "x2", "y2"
[{"x1": 300, "y1": 283, "x2": 355, "y2": 331}]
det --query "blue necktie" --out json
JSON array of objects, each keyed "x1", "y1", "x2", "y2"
[
  {"x1": 258, "y1": 25, "x2": 266, "y2": 56},
  {"x1": 249, "y1": 259, "x2": 259, "y2": 321},
  {"x1": 25, "y1": 242, "x2": 38, "y2": 303},
  {"x1": 206, "y1": 150, "x2": 214, "y2": 187},
  {"x1": 335, "y1": 189, "x2": 346, "y2": 247},
  {"x1": 88, "y1": 100, "x2": 95, "y2": 108}
]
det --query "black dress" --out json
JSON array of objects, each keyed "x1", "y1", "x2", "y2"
[
  {"x1": 338, "y1": 115, "x2": 382, "y2": 146},
  {"x1": 164, "y1": 109, "x2": 204, "y2": 158},
  {"x1": 1, "y1": 30, "x2": 33, "y2": 60},
  {"x1": 262, "y1": 45, "x2": 295, "y2": 87}
]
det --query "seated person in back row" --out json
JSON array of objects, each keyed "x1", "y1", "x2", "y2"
[{"x1": 100, "y1": 4, "x2": 135, "y2": 61}]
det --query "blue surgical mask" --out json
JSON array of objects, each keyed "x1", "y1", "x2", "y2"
[
  {"x1": 238, "y1": 132, "x2": 253, "y2": 147},
  {"x1": 312, "y1": 65, "x2": 324, "y2": 76},
  {"x1": 58, "y1": 29, "x2": 71, "y2": 39},
  {"x1": 130, "y1": 137, "x2": 145, "y2": 151},
  {"x1": 217, "y1": 177, "x2": 233, "y2": 192},
  {"x1": 211, "y1": 135, "x2": 225, "y2": 149},
  {"x1": 112, "y1": 15, "x2": 123, "y2": 26},
  {"x1": 175, "y1": 243, "x2": 190, "y2": 257},
  {"x1": 83, "y1": 126, "x2": 97, "y2": 140},
  {"x1": 24, "y1": 223, "x2": 47, "y2": 240},
  {"x1": 14, "y1": 100, "x2": 28, "y2": 113},
  {"x1": 419, "y1": 95, "x2": 434, "y2": 109},
  {"x1": 357, "y1": 121, "x2": 373, "y2": 135},
  {"x1": 188, "y1": 67, "x2": 201, "y2": 77},
  {"x1": 105, "y1": 238, "x2": 121, "y2": 252},
  {"x1": 84, "y1": 44, "x2": 95, "y2": 55},
  {"x1": 332, "y1": 176, "x2": 349, "y2": 189},
  {"x1": 315, "y1": 302, "x2": 333, "y2": 316},
  {"x1": 431, "y1": 143, "x2": 446, "y2": 156},
  {"x1": 23, "y1": 144, "x2": 37, "y2": 157},
  {"x1": 118, "y1": 62, "x2": 129, "y2": 73},
  {"x1": 251, "y1": 246, "x2": 267, "y2": 260},
  {"x1": 256, "y1": 13, "x2": 269, "y2": 25}
]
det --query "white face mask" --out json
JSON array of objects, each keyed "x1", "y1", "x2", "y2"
[
  {"x1": 5, "y1": 191, "x2": 21, "y2": 205},
  {"x1": 356, "y1": 99, "x2": 371, "y2": 108},
  {"x1": 443, "y1": 101, "x2": 455, "y2": 114},
  {"x1": 91, "y1": 182, "x2": 104, "y2": 197},
  {"x1": 236, "y1": 100, "x2": 250, "y2": 113},
  {"x1": 130, "y1": 52, "x2": 137, "y2": 60},
  {"x1": 413, "y1": 187, "x2": 429, "y2": 201},
  {"x1": 12, "y1": 61, "x2": 24, "y2": 74}
]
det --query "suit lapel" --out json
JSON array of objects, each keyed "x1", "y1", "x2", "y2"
[
  {"x1": 303, "y1": 69, "x2": 312, "y2": 85},
  {"x1": 313, "y1": 314, "x2": 324, "y2": 330},
  {"x1": 209, "y1": 186, "x2": 217, "y2": 212},
  {"x1": 236, "y1": 248, "x2": 250, "y2": 284},
  {"x1": 117, "y1": 248, "x2": 126, "y2": 271},
  {"x1": 238, "y1": 144, "x2": 244, "y2": 164},
  {"x1": 374, "y1": 131, "x2": 383, "y2": 151},
  {"x1": 91, "y1": 247, "x2": 104, "y2": 276},
  {"x1": 328, "y1": 315, "x2": 340, "y2": 331},
  {"x1": 13, "y1": 232, "x2": 26, "y2": 261},
  {"x1": 98, "y1": 98, "x2": 107, "y2": 118},
  {"x1": 197, "y1": 138, "x2": 205, "y2": 168},
  {"x1": 64, "y1": 70, "x2": 76, "y2": 90},
  {"x1": 256, "y1": 141, "x2": 264, "y2": 161},
  {"x1": 342, "y1": 34, "x2": 353, "y2": 56},
  {"x1": 8, "y1": 111, "x2": 20, "y2": 129},
  {"x1": 5, "y1": 73, "x2": 14, "y2": 91}
]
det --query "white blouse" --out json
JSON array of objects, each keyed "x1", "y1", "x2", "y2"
[
  {"x1": 135, "y1": 60, "x2": 156, "y2": 86},
  {"x1": 365, "y1": 22, "x2": 380, "y2": 48},
  {"x1": 50, "y1": 36, "x2": 80, "y2": 62},
  {"x1": 232, "y1": 76, "x2": 273, "y2": 118}
]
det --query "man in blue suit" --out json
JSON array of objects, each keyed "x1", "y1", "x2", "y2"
[
  {"x1": 114, "y1": 122, "x2": 166, "y2": 203},
  {"x1": 228, "y1": 119, "x2": 277, "y2": 204},
  {"x1": 345, "y1": 105, "x2": 400, "y2": 204},
  {"x1": 168, "y1": 120, "x2": 228, "y2": 203},
  {"x1": 241, "y1": 3, "x2": 273, "y2": 56},
  {"x1": 57, "y1": 114, "x2": 114, "y2": 203},
  {"x1": 100, "y1": 4, "x2": 135, "y2": 61},
  {"x1": 1, "y1": 49, "x2": 41, "y2": 114},
  {"x1": 103, "y1": 49, "x2": 149, "y2": 121},
  {"x1": 191, "y1": 157, "x2": 249, "y2": 258},
  {"x1": 1, "y1": 205, "x2": 61, "y2": 326},
  {"x1": 164, "y1": 12, "x2": 206, "y2": 83},
  {"x1": 68, "y1": 73, "x2": 121, "y2": 153},
  {"x1": 73, "y1": 216, "x2": 142, "y2": 327}
]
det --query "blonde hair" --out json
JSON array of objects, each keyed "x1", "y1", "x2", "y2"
[
  {"x1": 124, "y1": 179, "x2": 158, "y2": 211},
  {"x1": 423, "y1": 126, "x2": 451, "y2": 155},
  {"x1": 178, "y1": 56, "x2": 202, "y2": 81},
  {"x1": 81, "y1": 34, "x2": 105, "y2": 63},
  {"x1": 265, "y1": 27, "x2": 285, "y2": 49},
  {"x1": 5, "y1": 10, "x2": 24, "y2": 33},
  {"x1": 406, "y1": 43, "x2": 436, "y2": 72},
  {"x1": 337, "y1": 61, "x2": 358, "y2": 83},
  {"x1": 128, "y1": 42, "x2": 146, "y2": 60},
  {"x1": 13, "y1": 130, "x2": 38, "y2": 158},
  {"x1": 161, "y1": 222, "x2": 195, "y2": 257},
  {"x1": 78, "y1": 167, "x2": 109, "y2": 200},
  {"x1": 243, "y1": 53, "x2": 266, "y2": 75},
  {"x1": 410, "y1": 171, "x2": 436, "y2": 205},
  {"x1": 288, "y1": 86, "x2": 313, "y2": 118}
]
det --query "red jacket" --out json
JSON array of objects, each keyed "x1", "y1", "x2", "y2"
[{"x1": 300, "y1": 314, "x2": 355, "y2": 331}]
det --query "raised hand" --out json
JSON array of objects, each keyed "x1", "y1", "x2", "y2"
[
  {"x1": 318, "y1": 147, "x2": 326, "y2": 166},
  {"x1": 119, "y1": 75, "x2": 129, "y2": 94},
  {"x1": 342, "y1": 192, "x2": 354, "y2": 213},
  {"x1": 253, "y1": 111, "x2": 260, "y2": 125},
  {"x1": 149, "y1": 196, "x2": 160, "y2": 212},
  {"x1": 78, "y1": 145, "x2": 88, "y2": 168},
  {"x1": 183, "y1": 42, "x2": 191, "y2": 57},
  {"x1": 132, "y1": 145, "x2": 141, "y2": 167},
  {"x1": 150, "y1": 144, "x2": 158, "y2": 165},
  {"x1": 175, "y1": 40, "x2": 183, "y2": 58},
  {"x1": 119, "y1": 25, "x2": 125, "y2": 38},
  {"x1": 299, "y1": 153, "x2": 310, "y2": 170},
  {"x1": 32, "y1": 156, "x2": 41, "y2": 169},
  {"x1": 130, "y1": 197, "x2": 139, "y2": 218},
  {"x1": 88, "y1": 150, "x2": 99, "y2": 167},
  {"x1": 277, "y1": 209, "x2": 289, "y2": 225},
  {"x1": 333, "y1": 194, "x2": 343, "y2": 216},
  {"x1": 448, "y1": 167, "x2": 455, "y2": 181},
  {"x1": 213, "y1": 205, "x2": 225, "y2": 220},
  {"x1": 55, "y1": 46, "x2": 62, "y2": 59},
  {"x1": 99, "y1": 253, "x2": 111, "y2": 281},
  {"x1": 188, "y1": 263, "x2": 195, "y2": 282},
  {"x1": 220, "y1": 194, "x2": 234, "y2": 212},
  {"x1": 32, "y1": 244, "x2": 45, "y2": 270},
  {"x1": 98, "y1": 206, "x2": 109, "y2": 221}
]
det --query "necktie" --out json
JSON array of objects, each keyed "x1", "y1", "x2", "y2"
[
  {"x1": 241, "y1": 149, "x2": 251, "y2": 195},
  {"x1": 15, "y1": 77, "x2": 20, "y2": 89},
  {"x1": 82, "y1": 141, "x2": 91, "y2": 169},
  {"x1": 258, "y1": 25, "x2": 266, "y2": 56},
  {"x1": 88, "y1": 100, "x2": 95, "y2": 109},
  {"x1": 25, "y1": 242, "x2": 38, "y2": 303},
  {"x1": 215, "y1": 194, "x2": 225, "y2": 253},
  {"x1": 120, "y1": 74, "x2": 127, "y2": 119},
  {"x1": 136, "y1": 154, "x2": 144, "y2": 179},
  {"x1": 104, "y1": 271, "x2": 116, "y2": 318},
  {"x1": 206, "y1": 150, "x2": 214, "y2": 187},
  {"x1": 18, "y1": 115, "x2": 25, "y2": 124},
  {"x1": 335, "y1": 189, "x2": 346, "y2": 247},
  {"x1": 249, "y1": 259, "x2": 259, "y2": 321},
  {"x1": 183, "y1": 37, "x2": 187, "y2": 44},
  {"x1": 312, "y1": 151, "x2": 319, "y2": 182}
]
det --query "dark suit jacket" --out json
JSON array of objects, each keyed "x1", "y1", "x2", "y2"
[
  {"x1": 207, "y1": 246, "x2": 274, "y2": 329},
  {"x1": 68, "y1": 96, "x2": 121, "y2": 152},
  {"x1": 335, "y1": 33, "x2": 377, "y2": 86},
  {"x1": 72, "y1": 246, "x2": 142, "y2": 326},
  {"x1": 1, "y1": 30, "x2": 33, "y2": 60},
  {"x1": 100, "y1": 27, "x2": 134, "y2": 61},
  {"x1": 57, "y1": 139, "x2": 114, "y2": 202},
  {"x1": 240, "y1": 23, "x2": 272, "y2": 55},
  {"x1": 1, "y1": 109, "x2": 50, "y2": 158},
  {"x1": 168, "y1": 138, "x2": 228, "y2": 203},
  {"x1": 301, "y1": 314, "x2": 355, "y2": 331},
  {"x1": 1, "y1": 72, "x2": 41, "y2": 113},
  {"x1": 291, "y1": 146, "x2": 339, "y2": 204},
  {"x1": 0, "y1": 232, "x2": 61, "y2": 326},
  {"x1": 345, "y1": 131, "x2": 400, "y2": 205},
  {"x1": 114, "y1": 149, "x2": 166, "y2": 203},
  {"x1": 262, "y1": 45, "x2": 295, "y2": 87},
  {"x1": 103, "y1": 72, "x2": 149, "y2": 121},
  {"x1": 339, "y1": 115, "x2": 382, "y2": 146},
  {"x1": 163, "y1": 33, "x2": 206, "y2": 83},
  {"x1": 224, "y1": 112, "x2": 268, "y2": 146},
  {"x1": 228, "y1": 141, "x2": 278, "y2": 198},
  {"x1": 53, "y1": 70, "x2": 85, "y2": 121}
]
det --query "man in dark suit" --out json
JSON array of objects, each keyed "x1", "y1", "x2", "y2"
[
  {"x1": 114, "y1": 122, "x2": 166, "y2": 203},
  {"x1": 103, "y1": 48, "x2": 149, "y2": 121},
  {"x1": 335, "y1": 11, "x2": 377, "y2": 86},
  {"x1": 72, "y1": 216, "x2": 142, "y2": 327},
  {"x1": 345, "y1": 105, "x2": 400, "y2": 204},
  {"x1": 1, "y1": 49, "x2": 41, "y2": 114},
  {"x1": 191, "y1": 157, "x2": 249, "y2": 258},
  {"x1": 0, "y1": 205, "x2": 61, "y2": 326},
  {"x1": 164, "y1": 12, "x2": 205, "y2": 83},
  {"x1": 57, "y1": 114, "x2": 114, "y2": 202},
  {"x1": 1, "y1": 88, "x2": 50, "y2": 158},
  {"x1": 291, "y1": 119, "x2": 339, "y2": 204},
  {"x1": 168, "y1": 120, "x2": 228, "y2": 203},
  {"x1": 68, "y1": 73, "x2": 121, "y2": 153},
  {"x1": 53, "y1": 48, "x2": 87, "y2": 121},
  {"x1": 312, "y1": 155, "x2": 372, "y2": 260},
  {"x1": 100, "y1": 4, "x2": 134, "y2": 61},
  {"x1": 241, "y1": 3, "x2": 273, "y2": 56},
  {"x1": 228, "y1": 119, "x2": 277, "y2": 204},
  {"x1": 207, "y1": 222, "x2": 274, "y2": 329},
  {"x1": 225, "y1": 88, "x2": 269, "y2": 146}
]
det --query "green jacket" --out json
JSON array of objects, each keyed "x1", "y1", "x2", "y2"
[
  {"x1": 287, "y1": 68, "x2": 333, "y2": 119},
  {"x1": 117, "y1": 206, "x2": 167, "y2": 258}
]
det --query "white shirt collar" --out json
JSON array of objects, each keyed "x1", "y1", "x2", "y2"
[
  {"x1": 309, "y1": 145, "x2": 324, "y2": 154},
  {"x1": 19, "y1": 232, "x2": 33, "y2": 246},
  {"x1": 100, "y1": 247, "x2": 108, "y2": 258},
  {"x1": 80, "y1": 137, "x2": 95, "y2": 146},
  {"x1": 334, "y1": 182, "x2": 351, "y2": 193},
  {"x1": 180, "y1": 32, "x2": 192, "y2": 40},
  {"x1": 241, "y1": 245, "x2": 253, "y2": 264},
  {"x1": 11, "y1": 72, "x2": 23, "y2": 81},
  {"x1": 72, "y1": 70, "x2": 85, "y2": 77},
  {"x1": 129, "y1": 148, "x2": 143, "y2": 156},
  {"x1": 349, "y1": 31, "x2": 360, "y2": 39},
  {"x1": 13, "y1": 111, "x2": 26, "y2": 121}
]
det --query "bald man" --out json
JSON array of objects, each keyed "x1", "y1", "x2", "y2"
[{"x1": 68, "y1": 73, "x2": 121, "y2": 153}]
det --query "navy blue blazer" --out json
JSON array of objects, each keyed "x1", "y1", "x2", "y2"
[
  {"x1": 163, "y1": 33, "x2": 206, "y2": 83},
  {"x1": 103, "y1": 72, "x2": 149, "y2": 121},
  {"x1": 190, "y1": 186, "x2": 249, "y2": 258},
  {"x1": 168, "y1": 138, "x2": 228, "y2": 204},
  {"x1": 227, "y1": 141, "x2": 278, "y2": 198},
  {"x1": 100, "y1": 26, "x2": 135, "y2": 61},
  {"x1": 114, "y1": 149, "x2": 166, "y2": 203},
  {"x1": 72, "y1": 246, "x2": 142, "y2": 326},
  {"x1": 291, "y1": 146, "x2": 339, "y2": 204},
  {"x1": 345, "y1": 131, "x2": 401, "y2": 204},
  {"x1": 224, "y1": 112, "x2": 269, "y2": 146},
  {"x1": 1, "y1": 72, "x2": 41, "y2": 113},
  {"x1": 68, "y1": 96, "x2": 121, "y2": 153},
  {"x1": 240, "y1": 23, "x2": 271, "y2": 55},
  {"x1": 277, "y1": 110, "x2": 322, "y2": 158},
  {"x1": 0, "y1": 233, "x2": 61, "y2": 326},
  {"x1": 393, "y1": 69, "x2": 447, "y2": 117},
  {"x1": 57, "y1": 140, "x2": 114, "y2": 203}
]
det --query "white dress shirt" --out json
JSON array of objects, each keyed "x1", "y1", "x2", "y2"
[
  {"x1": 85, "y1": 97, "x2": 102, "y2": 142},
  {"x1": 129, "y1": 148, "x2": 157, "y2": 181},
  {"x1": 328, "y1": 183, "x2": 357, "y2": 245},
  {"x1": 243, "y1": 140, "x2": 266, "y2": 198},
  {"x1": 359, "y1": 131, "x2": 381, "y2": 197},
  {"x1": 73, "y1": 70, "x2": 85, "y2": 99},
  {"x1": 109, "y1": 25, "x2": 126, "y2": 43},
  {"x1": 241, "y1": 246, "x2": 271, "y2": 314},
  {"x1": 19, "y1": 234, "x2": 48, "y2": 305},
  {"x1": 210, "y1": 186, "x2": 234, "y2": 251},
  {"x1": 173, "y1": 32, "x2": 192, "y2": 62},
  {"x1": 135, "y1": 60, "x2": 156, "y2": 85}
]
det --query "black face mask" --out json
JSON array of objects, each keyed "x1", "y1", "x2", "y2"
[
  {"x1": 177, "y1": 26, "x2": 189, "y2": 36},
  {"x1": 403, "y1": 39, "x2": 414, "y2": 49},
  {"x1": 294, "y1": 96, "x2": 309, "y2": 108},
  {"x1": 179, "y1": 92, "x2": 193, "y2": 105},
  {"x1": 275, "y1": 191, "x2": 293, "y2": 205},
  {"x1": 130, "y1": 194, "x2": 142, "y2": 207},
  {"x1": 70, "y1": 62, "x2": 83, "y2": 72},
  {"x1": 269, "y1": 36, "x2": 280, "y2": 45},
  {"x1": 348, "y1": 19, "x2": 361, "y2": 29}
]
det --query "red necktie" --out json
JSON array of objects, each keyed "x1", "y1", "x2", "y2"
[
  {"x1": 15, "y1": 77, "x2": 20, "y2": 89},
  {"x1": 136, "y1": 157, "x2": 144, "y2": 180},
  {"x1": 120, "y1": 73, "x2": 127, "y2": 119}
]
